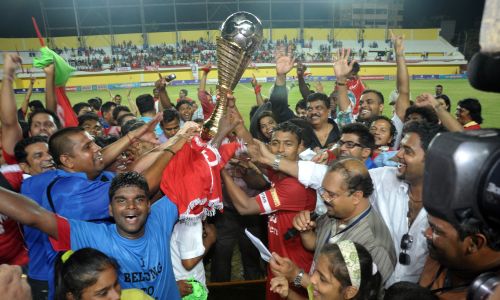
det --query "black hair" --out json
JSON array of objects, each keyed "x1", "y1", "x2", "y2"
[
  {"x1": 454, "y1": 208, "x2": 500, "y2": 251},
  {"x1": 162, "y1": 108, "x2": 180, "y2": 123},
  {"x1": 77, "y1": 113, "x2": 100, "y2": 127},
  {"x1": 249, "y1": 105, "x2": 259, "y2": 120},
  {"x1": 327, "y1": 158, "x2": 374, "y2": 197},
  {"x1": 94, "y1": 135, "x2": 118, "y2": 148},
  {"x1": 404, "y1": 106, "x2": 439, "y2": 125},
  {"x1": 320, "y1": 242, "x2": 381, "y2": 300},
  {"x1": 100, "y1": 101, "x2": 117, "y2": 115},
  {"x1": 135, "y1": 94, "x2": 155, "y2": 115},
  {"x1": 295, "y1": 99, "x2": 307, "y2": 112},
  {"x1": 254, "y1": 111, "x2": 277, "y2": 142},
  {"x1": 87, "y1": 98, "x2": 102, "y2": 111},
  {"x1": 28, "y1": 100, "x2": 45, "y2": 111},
  {"x1": 351, "y1": 61, "x2": 361, "y2": 75},
  {"x1": 72, "y1": 102, "x2": 92, "y2": 115},
  {"x1": 116, "y1": 113, "x2": 136, "y2": 127},
  {"x1": 288, "y1": 118, "x2": 315, "y2": 149},
  {"x1": 112, "y1": 105, "x2": 131, "y2": 122},
  {"x1": 121, "y1": 119, "x2": 146, "y2": 137},
  {"x1": 436, "y1": 84, "x2": 443, "y2": 88},
  {"x1": 180, "y1": 89, "x2": 188, "y2": 96},
  {"x1": 361, "y1": 89, "x2": 384, "y2": 105},
  {"x1": 341, "y1": 123, "x2": 375, "y2": 151},
  {"x1": 369, "y1": 115, "x2": 396, "y2": 147},
  {"x1": 14, "y1": 136, "x2": 49, "y2": 163},
  {"x1": 435, "y1": 95, "x2": 451, "y2": 112},
  {"x1": 458, "y1": 98, "x2": 483, "y2": 124},
  {"x1": 306, "y1": 92, "x2": 331, "y2": 109},
  {"x1": 402, "y1": 121, "x2": 442, "y2": 152},
  {"x1": 384, "y1": 281, "x2": 438, "y2": 300},
  {"x1": 109, "y1": 171, "x2": 150, "y2": 200},
  {"x1": 19, "y1": 120, "x2": 30, "y2": 139},
  {"x1": 48, "y1": 127, "x2": 85, "y2": 165},
  {"x1": 273, "y1": 121, "x2": 303, "y2": 145},
  {"x1": 55, "y1": 248, "x2": 119, "y2": 300},
  {"x1": 28, "y1": 108, "x2": 62, "y2": 131},
  {"x1": 175, "y1": 99, "x2": 193, "y2": 111}
]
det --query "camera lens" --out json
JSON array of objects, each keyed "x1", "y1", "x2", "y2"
[{"x1": 467, "y1": 272, "x2": 500, "y2": 300}]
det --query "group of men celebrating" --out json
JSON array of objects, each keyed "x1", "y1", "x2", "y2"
[{"x1": 0, "y1": 30, "x2": 495, "y2": 300}]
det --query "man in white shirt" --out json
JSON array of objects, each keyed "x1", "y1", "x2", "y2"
[{"x1": 249, "y1": 120, "x2": 441, "y2": 286}]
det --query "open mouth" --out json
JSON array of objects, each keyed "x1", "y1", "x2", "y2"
[{"x1": 125, "y1": 215, "x2": 138, "y2": 224}]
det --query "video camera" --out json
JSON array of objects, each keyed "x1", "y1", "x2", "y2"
[{"x1": 423, "y1": 129, "x2": 500, "y2": 299}]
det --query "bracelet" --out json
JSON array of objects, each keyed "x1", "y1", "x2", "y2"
[
  {"x1": 164, "y1": 148, "x2": 176, "y2": 155},
  {"x1": 272, "y1": 154, "x2": 282, "y2": 171},
  {"x1": 293, "y1": 269, "x2": 305, "y2": 288},
  {"x1": 336, "y1": 81, "x2": 346, "y2": 86}
]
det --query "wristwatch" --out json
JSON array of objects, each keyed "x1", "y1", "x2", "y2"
[
  {"x1": 293, "y1": 269, "x2": 305, "y2": 287},
  {"x1": 272, "y1": 154, "x2": 282, "y2": 171}
]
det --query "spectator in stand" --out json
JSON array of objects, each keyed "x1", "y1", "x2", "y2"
[
  {"x1": 72, "y1": 102, "x2": 93, "y2": 117},
  {"x1": 78, "y1": 113, "x2": 104, "y2": 138}
]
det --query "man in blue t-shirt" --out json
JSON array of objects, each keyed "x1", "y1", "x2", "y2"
[{"x1": 0, "y1": 172, "x2": 181, "y2": 300}]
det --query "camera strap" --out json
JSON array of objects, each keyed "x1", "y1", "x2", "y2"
[{"x1": 427, "y1": 266, "x2": 473, "y2": 294}]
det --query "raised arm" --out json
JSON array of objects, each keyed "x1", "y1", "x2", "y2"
[
  {"x1": 1, "y1": 53, "x2": 24, "y2": 155},
  {"x1": 392, "y1": 31, "x2": 411, "y2": 121},
  {"x1": 333, "y1": 48, "x2": 356, "y2": 112},
  {"x1": 20, "y1": 76, "x2": 36, "y2": 117},
  {"x1": 0, "y1": 187, "x2": 58, "y2": 239},
  {"x1": 156, "y1": 74, "x2": 173, "y2": 110},
  {"x1": 297, "y1": 62, "x2": 312, "y2": 100},
  {"x1": 44, "y1": 64, "x2": 57, "y2": 113},
  {"x1": 416, "y1": 93, "x2": 464, "y2": 132},
  {"x1": 251, "y1": 73, "x2": 264, "y2": 106},
  {"x1": 126, "y1": 88, "x2": 138, "y2": 116}
]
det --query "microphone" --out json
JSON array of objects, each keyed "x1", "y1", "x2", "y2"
[{"x1": 284, "y1": 206, "x2": 327, "y2": 240}]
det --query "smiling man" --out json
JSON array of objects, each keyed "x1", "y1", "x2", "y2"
[
  {"x1": 357, "y1": 89, "x2": 385, "y2": 125},
  {"x1": 0, "y1": 172, "x2": 181, "y2": 299},
  {"x1": 306, "y1": 92, "x2": 341, "y2": 150}
]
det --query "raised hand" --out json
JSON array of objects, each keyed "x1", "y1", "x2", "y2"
[
  {"x1": 415, "y1": 93, "x2": 440, "y2": 109},
  {"x1": 333, "y1": 48, "x2": 356, "y2": 82},
  {"x1": 296, "y1": 61, "x2": 307, "y2": 77},
  {"x1": 275, "y1": 45, "x2": 296, "y2": 76},
  {"x1": 251, "y1": 73, "x2": 258, "y2": 88},
  {"x1": 2, "y1": 53, "x2": 22, "y2": 79},
  {"x1": 390, "y1": 30, "x2": 405, "y2": 55}
]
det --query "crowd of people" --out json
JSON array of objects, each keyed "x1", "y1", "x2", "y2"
[
  {"x1": 45, "y1": 36, "x2": 404, "y2": 71},
  {"x1": 0, "y1": 29, "x2": 496, "y2": 300}
]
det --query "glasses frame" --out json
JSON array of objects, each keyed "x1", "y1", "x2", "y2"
[{"x1": 337, "y1": 140, "x2": 365, "y2": 149}]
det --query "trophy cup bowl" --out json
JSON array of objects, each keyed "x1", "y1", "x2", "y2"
[{"x1": 202, "y1": 11, "x2": 263, "y2": 140}]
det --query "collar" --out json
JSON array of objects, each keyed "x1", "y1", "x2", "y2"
[{"x1": 464, "y1": 121, "x2": 479, "y2": 128}]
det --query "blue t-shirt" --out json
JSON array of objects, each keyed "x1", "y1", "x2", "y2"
[
  {"x1": 21, "y1": 169, "x2": 115, "y2": 298},
  {"x1": 67, "y1": 196, "x2": 180, "y2": 300},
  {"x1": 140, "y1": 116, "x2": 163, "y2": 137}
]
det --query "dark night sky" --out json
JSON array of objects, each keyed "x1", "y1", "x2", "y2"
[{"x1": 0, "y1": 0, "x2": 486, "y2": 38}]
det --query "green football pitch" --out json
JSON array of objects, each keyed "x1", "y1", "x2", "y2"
[{"x1": 17, "y1": 79, "x2": 500, "y2": 128}]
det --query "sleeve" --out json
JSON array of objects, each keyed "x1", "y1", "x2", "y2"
[
  {"x1": 174, "y1": 222, "x2": 205, "y2": 260},
  {"x1": 297, "y1": 161, "x2": 327, "y2": 190},
  {"x1": 335, "y1": 106, "x2": 354, "y2": 128},
  {"x1": 2, "y1": 149, "x2": 17, "y2": 165},
  {"x1": 255, "y1": 179, "x2": 312, "y2": 214},
  {"x1": 49, "y1": 215, "x2": 71, "y2": 251},
  {"x1": 269, "y1": 85, "x2": 296, "y2": 123},
  {"x1": 391, "y1": 114, "x2": 404, "y2": 150},
  {"x1": 151, "y1": 196, "x2": 179, "y2": 233}
]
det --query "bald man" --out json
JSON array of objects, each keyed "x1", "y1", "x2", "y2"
[{"x1": 269, "y1": 158, "x2": 396, "y2": 288}]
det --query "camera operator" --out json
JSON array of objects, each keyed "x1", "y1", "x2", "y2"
[{"x1": 418, "y1": 130, "x2": 500, "y2": 300}]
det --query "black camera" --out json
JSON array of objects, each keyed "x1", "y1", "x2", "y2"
[
  {"x1": 423, "y1": 129, "x2": 500, "y2": 299},
  {"x1": 165, "y1": 74, "x2": 176, "y2": 82}
]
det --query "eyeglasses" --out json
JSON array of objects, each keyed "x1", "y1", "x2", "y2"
[
  {"x1": 337, "y1": 140, "x2": 364, "y2": 149},
  {"x1": 398, "y1": 233, "x2": 414, "y2": 265},
  {"x1": 318, "y1": 186, "x2": 350, "y2": 202}
]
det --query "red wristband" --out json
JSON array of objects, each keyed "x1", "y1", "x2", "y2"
[
  {"x1": 254, "y1": 85, "x2": 262, "y2": 94},
  {"x1": 202, "y1": 67, "x2": 211, "y2": 74}
]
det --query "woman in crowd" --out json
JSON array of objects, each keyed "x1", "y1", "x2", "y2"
[
  {"x1": 270, "y1": 241, "x2": 381, "y2": 300},
  {"x1": 369, "y1": 116, "x2": 398, "y2": 167}
]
